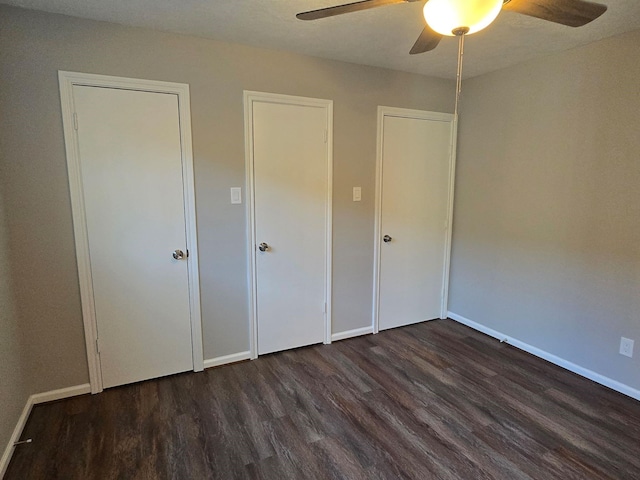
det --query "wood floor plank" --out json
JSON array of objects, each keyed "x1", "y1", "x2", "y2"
[{"x1": 6, "y1": 319, "x2": 640, "y2": 479}]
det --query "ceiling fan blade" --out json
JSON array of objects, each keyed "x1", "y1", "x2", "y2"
[
  {"x1": 409, "y1": 25, "x2": 442, "y2": 54},
  {"x1": 297, "y1": 0, "x2": 408, "y2": 21},
  {"x1": 502, "y1": 0, "x2": 607, "y2": 27}
]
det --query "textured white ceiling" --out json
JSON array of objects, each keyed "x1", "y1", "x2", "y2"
[{"x1": 2, "y1": 0, "x2": 639, "y2": 78}]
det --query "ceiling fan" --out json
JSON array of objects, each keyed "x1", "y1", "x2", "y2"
[{"x1": 296, "y1": 0, "x2": 608, "y2": 55}]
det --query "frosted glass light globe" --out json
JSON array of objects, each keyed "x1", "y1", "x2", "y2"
[{"x1": 424, "y1": 0, "x2": 504, "y2": 36}]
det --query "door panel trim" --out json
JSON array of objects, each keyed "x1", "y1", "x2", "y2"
[
  {"x1": 372, "y1": 106, "x2": 457, "y2": 334},
  {"x1": 58, "y1": 71, "x2": 203, "y2": 394},
  {"x1": 243, "y1": 91, "x2": 333, "y2": 359}
]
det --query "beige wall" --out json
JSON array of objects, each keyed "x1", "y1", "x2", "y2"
[
  {"x1": 0, "y1": 5, "x2": 454, "y2": 392},
  {"x1": 450, "y1": 30, "x2": 640, "y2": 391},
  {"x1": 0, "y1": 189, "x2": 28, "y2": 461}
]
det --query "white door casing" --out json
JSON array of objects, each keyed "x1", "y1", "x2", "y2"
[
  {"x1": 244, "y1": 91, "x2": 333, "y2": 357},
  {"x1": 59, "y1": 72, "x2": 203, "y2": 393},
  {"x1": 373, "y1": 107, "x2": 457, "y2": 332}
]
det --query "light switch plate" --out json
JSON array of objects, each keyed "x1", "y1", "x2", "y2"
[
  {"x1": 230, "y1": 187, "x2": 242, "y2": 204},
  {"x1": 353, "y1": 187, "x2": 362, "y2": 202}
]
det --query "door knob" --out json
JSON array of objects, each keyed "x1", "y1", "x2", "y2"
[
  {"x1": 258, "y1": 242, "x2": 269, "y2": 252},
  {"x1": 383, "y1": 235, "x2": 392, "y2": 243},
  {"x1": 172, "y1": 249, "x2": 185, "y2": 260}
]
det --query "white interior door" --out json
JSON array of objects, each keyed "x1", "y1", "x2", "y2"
[
  {"x1": 73, "y1": 85, "x2": 194, "y2": 388},
  {"x1": 376, "y1": 110, "x2": 454, "y2": 331},
  {"x1": 250, "y1": 96, "x2": 331, "y2": 355}
]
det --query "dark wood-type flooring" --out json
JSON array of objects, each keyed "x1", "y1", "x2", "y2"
[{"x1": 7, "y1": 319, "x2": 640, "y2": 479}]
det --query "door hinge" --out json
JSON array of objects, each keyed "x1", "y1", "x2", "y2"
[
  {"x1": 95, "y1": 338, "x2": 100, "y2": 354},
  {"x1": 73, "y1": 112, "x2": 78, "y2": 131},
  {"x1": 323, "y1": 129, "x2": 328, "y2": 143},
  {"x1": 186, "y1": 249, "x2": 189, "y2": 258},
  {"x1": 324, "y1": 302, "x2": 327, "y2": 313}
]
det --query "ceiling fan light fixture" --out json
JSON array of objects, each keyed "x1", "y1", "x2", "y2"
[{"x1": 424, "y1": 0, "x2": 504, "y2": 36}]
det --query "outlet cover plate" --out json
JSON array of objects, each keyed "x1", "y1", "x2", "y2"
[{"x1": 620, "y1": 337, "x2": 634, "y2": 358}]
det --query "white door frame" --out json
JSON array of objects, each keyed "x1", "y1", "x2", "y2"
[
  {"x1": 372, "y1": 106, "x2": 458, "y2": 334},
  {"x1": 243, "y1": 91, "x2": 333, "y2": 359},
  {"x1": 58, "y1": 71, "x2": 203, "y2": 394}
]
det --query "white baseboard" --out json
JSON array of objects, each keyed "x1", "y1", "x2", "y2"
[
  {"x1": 331, "y1": 326, "x2": 374, "y2": 342},
  {"x1": 31, "y1": 384, "x2": 91, "y2": 405},
  {"x1": 1, "y1": 383, "x2": 90, "y2": 478},
  {"x1": 203, "y1": 351, "x2": 252, "y2": 369},
  {"x1": 447, "y1": 312, "x2": 640, "y2": 402},
  {"x1": 0, "y1": 398, "x2": 32, "y2": 479}
]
